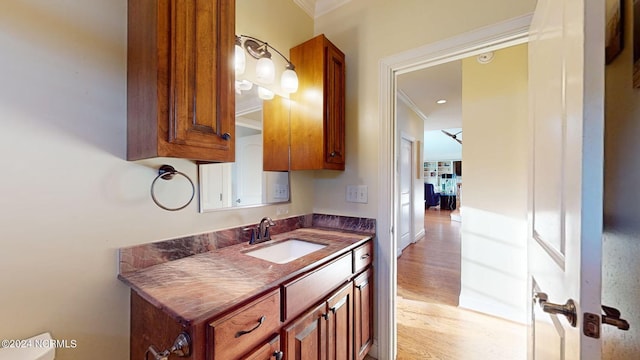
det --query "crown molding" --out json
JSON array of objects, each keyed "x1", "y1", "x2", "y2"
[
  {"x1": 293, "y1": 0, "x2": 352, "y2": 18},
  {"x1": 293, "y1": 0, "x2": 316, "y2": 18},
  {"x1": 315, "y1": 0, "x2": 352, "y2": 18},
  {"x1": 397, "y1": 89, "x2": 429, "y2": 123}
]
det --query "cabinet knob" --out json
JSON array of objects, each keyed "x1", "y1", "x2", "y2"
[
  {"x1": 221, "y1": 132, "x2": 231, "y2": 140},
  {"x1": 273, "y1": 351, "x2": 284, "y2": 360}
]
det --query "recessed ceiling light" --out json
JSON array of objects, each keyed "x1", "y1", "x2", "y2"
[{"x1": 436, "y1": 99, "x2": 447, "y2": 104}]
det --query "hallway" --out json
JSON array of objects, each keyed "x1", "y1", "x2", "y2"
[{"x1": 396, "y1": 210, "x2": 526, "y2": 359}]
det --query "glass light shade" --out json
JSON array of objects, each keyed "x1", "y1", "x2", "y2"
[
  {"x1": 235, "y1": 44, "x2": 246, "y2": 76},
  {"x1": 258, "y1": 86, "x2": 274, "y2": 100},
  {"x1": 280, "y1": 69, "x2": 298, "y2": 93},
  {"x1": 237, "y1": 79, "x2": 253, "y2": 91},
  {"x1": 255, "y1": 57, "x2": 275, "y2": 84}
]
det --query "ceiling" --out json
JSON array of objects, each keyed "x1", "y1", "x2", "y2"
[{"x1": 397, "y1": 60, "x2": 463, "y2": 132}]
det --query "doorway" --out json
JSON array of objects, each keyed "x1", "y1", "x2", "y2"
[
  {"x1": 395, "y1": 47, "x2": 529, "y2": 357},
  {"x1": 375, "y1": 15, "x2": 533, "y2": 359}
]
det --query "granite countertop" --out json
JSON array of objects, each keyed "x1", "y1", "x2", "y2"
[{"x1": 118, "y1": 227, "x2": 372, "y2": 325}]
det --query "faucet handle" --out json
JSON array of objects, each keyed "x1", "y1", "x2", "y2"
[
  {"x1": 243, "y1": 226, "x2": 257, "y2": 244},
  {"x1": 261, "y1": 216, "x2": 275, "y2": 226}
]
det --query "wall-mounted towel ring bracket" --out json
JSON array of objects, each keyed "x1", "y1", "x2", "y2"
[{"x1": 150, "y1": 165, "x2": 195, "y2": 211}]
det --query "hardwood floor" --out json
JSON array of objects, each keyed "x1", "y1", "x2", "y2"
[
  {"x1": 397, "y1": 209, "x2": 461, "y2": 306},
  {"x1": 394, "y1": 209, "x2": 526, "y2": 360}
]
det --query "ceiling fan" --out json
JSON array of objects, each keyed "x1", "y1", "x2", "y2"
[{"x1": 441, "y1": 130, "x2": 462, "y2": 144}]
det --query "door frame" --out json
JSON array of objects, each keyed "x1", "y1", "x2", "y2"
[{"x1": 375, "y1": 14, "x2": 532, "y2": 359}]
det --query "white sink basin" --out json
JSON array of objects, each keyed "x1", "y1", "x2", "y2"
[{"x1": 245, "y1": 239, "x2": 327, "y2": 264}]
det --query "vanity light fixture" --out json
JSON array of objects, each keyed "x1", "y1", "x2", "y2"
[
  {"x1": 235, "y1": 79, "x2": 253, "y2": 93},
  {"x1": 235, "y1": 34, "x2": 298, "y2": 94},
  {"x1": 234, "y1": 36, "x2": 246, "y2": 76},
  {"x1": 258, "y1": 86, "x2": 275, "y2": 100}
]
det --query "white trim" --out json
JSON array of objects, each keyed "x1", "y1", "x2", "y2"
[
  {"x1": 315, "y1": 0, "x2": 352, "y2": 18},
  {"x1": 293, "y1": 0, "x2": 353, "y2": 19},
  {"x1": 414, "y1": 228, "x2": 426, "y2": 242},
  {"x1": 377, "y1": 14, "x2": 532, "y2": 359},
  {"x1": 387, "y1": 14, "x2": 532, "y2": 76},
  {"x1": 292, "y1": 0, "x2": 316, "y2": 18}
]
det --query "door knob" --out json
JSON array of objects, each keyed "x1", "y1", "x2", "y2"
[{"x1": 534, "y1": 292, "x2": 577, "y2": 327}]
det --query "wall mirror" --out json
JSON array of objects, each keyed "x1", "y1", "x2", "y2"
[
  {"x1": 198, "y1": 0, "x2": 294, "y2": 212},
  {"x1": 198, "y1": 86, "x2": 290, "y2": 212}
]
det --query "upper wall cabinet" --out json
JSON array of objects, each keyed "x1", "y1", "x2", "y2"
[
  {"x1": 290, "y1": 34, "x2": 346, "y2": 171},
  {"x1": 127, "y1": 0, "x2": 235, "y2": 162}
]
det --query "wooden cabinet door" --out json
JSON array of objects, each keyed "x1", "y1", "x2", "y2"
[
  {"x1": 127, "y1": 0, "x2": 235, "y2": 162},
  {"x1": 241, "y1": 335, "x2": 283, "y2": 360},
  {"x1": 323, "y1": 42, "x2": 345, "y2": 168},
  {"x1": 289, "y1": 34, "x2": 345, "y2": 170},
  {"x1": 353, "y1": 269, "x2": 373, "y2": 360},
  {"x1": 166, "y1": 0, "x2": 235, "y2": 160},
  {"x1": 283, "y1": 302, "x2": 327, "y2": 360},
  {"x1": 326, "y1": 283, "x2": 353, "y2": 360}
]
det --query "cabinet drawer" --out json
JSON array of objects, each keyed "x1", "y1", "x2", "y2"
[
  {"x1": 353, "y1": 241, "x2": 373, "y2": 274},
  {"x1": 240, "y1": 334, "x2": 281, "y2": 360},
  {"x1": 209, "y1": 289, "x2": 281, "y2": 360},
  {"x1": 282, "y1": 253, "x2": 352, "y2": 322}
]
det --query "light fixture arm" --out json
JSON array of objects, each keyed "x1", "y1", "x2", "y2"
[{"x1": 239, "y1": 34, "x2": 295, "y2": 70}]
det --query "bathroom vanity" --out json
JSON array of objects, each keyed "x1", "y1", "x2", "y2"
[{"x1": 119, "y1": 221, "x2": 374, "y2": 360}]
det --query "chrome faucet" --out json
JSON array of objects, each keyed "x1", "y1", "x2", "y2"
[
  {"x1": 246, "y1": 217, "x2": 276, "y2": 244},
  {"x1": 257, "y1": 217, "x2": 275, "y2": 243}
]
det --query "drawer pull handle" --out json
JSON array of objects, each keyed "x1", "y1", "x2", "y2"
[
  {"x1": 235, "y1": 315, "x2": 266, "y2": 338},
  {"x1": 273, "y1": 350, "x2": 284, "y2": 360},
  {"x1": 360, "y1": 253, "x2": 370, "y2": 260}
]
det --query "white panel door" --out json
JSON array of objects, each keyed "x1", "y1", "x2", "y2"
[
  {"x1": 528, "y1": 0, "x2": 604, "y2": 359},
  {"x1": 398, "y1": 137, "x2": 413, "y2": 254},
  {"x1": 199, "y1": 163, "x2": 233, "y2": 210},
  {"x1": 235, "y1": 133, "x2": 263, "y2": 206}
]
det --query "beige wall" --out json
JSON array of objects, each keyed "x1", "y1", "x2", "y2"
[
  {"x1": 460, "y1": 44, "x2": 529, "y2": 323},
  {"x1": 602, "y1": 0, "x2": 640, "y2": 357},
  {"x1": 312, "y1": 0, "x2": 536, "y2": 218},
  {"x1": 0, "y1": 1, "x2": 313, "y2": 359}
]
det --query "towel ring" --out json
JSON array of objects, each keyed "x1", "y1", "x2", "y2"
[{"x1": 150, "y1": 165, "x2": 195, "y2": 211}]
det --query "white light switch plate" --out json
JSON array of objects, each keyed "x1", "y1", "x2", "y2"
[{"x1": 346, "y1": 185, "x2": 368, "y2": 203}]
